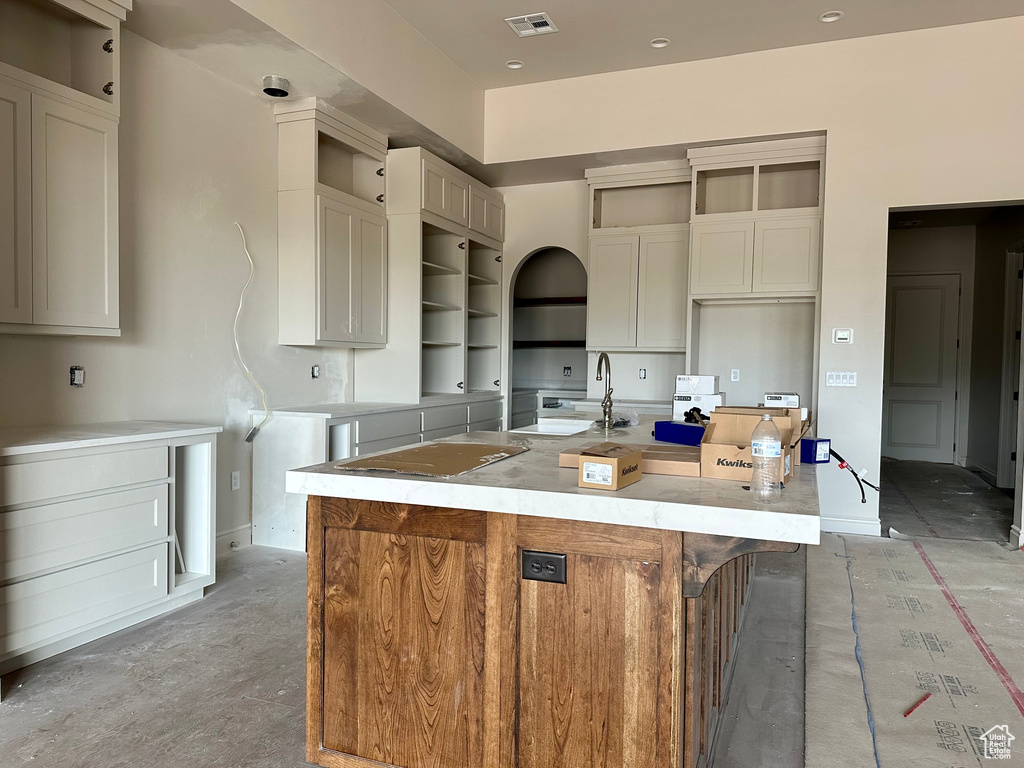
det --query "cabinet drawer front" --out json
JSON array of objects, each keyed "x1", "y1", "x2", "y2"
[
  {"x1": 1, "y1": 445, "x2": 168, "y2": 507},
  {"x1": 468, "y1": 399, "x2": 502, "y2": 423},
  {"x1": 0, "y1": 544, "x2": 168, "y2": 657},
  {"x1": 421, "y1": 404, "x2": 468, "y2": 431},
  {"x1": 468, "y1": 418, "x2": 502, "y2": 433},
  {"x1": 512, "y1": 392, "x2": 538, "y2": 414},
  {"x1": 356, "y1": 434, "x2": 422, "y2": 456},
  {"x1": 422, "y1": 425, "x2": 468, "y2": 442},
  {"x1": 356, "y1": 411, "x2": 421, "y2": 443},
  {"x1": 2, "y1": 485, "x2": 168, "y2": 582}
]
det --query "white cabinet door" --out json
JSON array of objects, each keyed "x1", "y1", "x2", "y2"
[
  {"x1": 31, "y1": 94, "x2": 118, "y2": 329},
  {"x1": 318, "y1": 196, "x2": 387, "y2": 345},
  {"x1": 469, "y1": 183, "x2": 504, "y2": 241},
  {"x1": 587, "y1": 234, "x2": 639, "y2": 349},
  {"x1": 421, "y1": 157, "x2": 469, "y2": 227},
  {"x1": 752, "y1": 216, "x2": 820, "y2": 293},
  {"x1": 0, "y1": 80, "x2": 31, "y2": 324},
  {"x1": 689, "y1": 221, "x2": 754, "y2": 296},
  {"x1": 637, "y1": 230, "x2": 688, "y2": 350}
]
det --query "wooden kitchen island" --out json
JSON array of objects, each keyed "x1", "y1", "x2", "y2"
[{"x1": 286, "y1": 425, "x2": 819, "y2": 768}]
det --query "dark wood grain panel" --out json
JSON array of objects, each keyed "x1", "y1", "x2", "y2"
[
  {"x1": 657, "y1": 531, "x2": 683, "y2": 768},
  {"x1": 682, "y1": 533, "x2": 799, "y2": 597},
  {"x1": 518, "y1": 552, "x2": 662, "y2": 768},
  {"x1": 320, "y1": 528, "x2": 486, "y2": 767},
  {"x1": 321, "y1": 496, "x2": 487, "y2": 543},
  {"x1": 307, "y1": 496, "x2": 326, "y2": 764},
  {"x1": 483, "y1": 513, "x2": 518, "y2": 768},
  {"x1": 517, "y1": 515, "x2": 665, "y2": 561}
]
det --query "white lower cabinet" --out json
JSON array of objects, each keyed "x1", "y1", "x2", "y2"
[
  {"x1": 252, "y1": 397, "x2": 503, "y2": 551},
  {"x1": 587, "y1": 228, "x2": 689, "y2": 351},
  {"x1": 0, "y1": 424, "x2": 219, "y2": 696}
]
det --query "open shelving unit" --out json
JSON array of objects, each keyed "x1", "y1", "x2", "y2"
[
  {"x1": 420, "y1": 223, "x2": 466, "y2": 397},
  {"x1": 467, "y1": 239, "x2": 502, "y2": 392}
]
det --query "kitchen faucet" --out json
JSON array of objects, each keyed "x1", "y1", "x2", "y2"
[{"x1": 596, "y1": 352, "x2": 614, "y2": 429}]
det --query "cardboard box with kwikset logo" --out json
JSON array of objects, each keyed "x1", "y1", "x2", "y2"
[
  {"x1": 700, "y1": 412, "x2": 794, "y2": 482},
  {"x1": 577, "y1": 442, "x2": 643, "y2": 490}
]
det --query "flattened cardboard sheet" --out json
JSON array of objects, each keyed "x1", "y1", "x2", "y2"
[{"x1": 336, "y1": 442, "x2": 528, "y2": 478}]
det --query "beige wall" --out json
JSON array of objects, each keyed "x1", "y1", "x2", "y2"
[
  {"x1": 485, "y1": 18, "x2": 1024, "y2": 533},
  {"x1": 232, "y1": 0, "x2": 484, "y2": 159},
  {"x1": 0, "y1": 31, "x2": 351, "y2": 544}
]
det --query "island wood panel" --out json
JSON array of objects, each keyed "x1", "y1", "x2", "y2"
[
  {"x1": 518, "y1": 553, "x2": 661, "y2": 768},
  {"x1": 320, "y1": 528, "x2": 487, "y2": 766}
]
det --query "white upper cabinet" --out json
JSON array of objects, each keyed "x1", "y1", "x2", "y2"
[
  {"x1": 0, "y1": 0, "x2": 129, "y2": 336},
  {"x1": 688, "y1": 137, "x2": 824, "y2": 298},
  {"x1": 585, "y1": 160, "x2": 692, "y2": 351},
  {"x1": 0, "y1": 79, "x2": 31, "y2": 325},
  {"x1": 636, "y1": 231, "x2": 690, "y2": 349},
  {"x1": 586, "y1": 235, "x2": 639, "y2": 349},
  {"x1": 276, "y1": 99, "x2": 389, "y2": 348},
  {"x1": 752, "y1": 216, "x2": 821, "y2": 294},
  {"x1": 31, "y1": 93, "x2": 118, "y2": 329},
  {"x1": 387, "y1": 147, "x2": 503, "y2": 242}
]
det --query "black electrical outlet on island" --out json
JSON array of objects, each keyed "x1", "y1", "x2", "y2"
[{"x1": 521, "y1": 550, "x2": 567, "y2": 584}]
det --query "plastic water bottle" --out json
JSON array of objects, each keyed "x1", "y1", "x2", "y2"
[{"x1": 750, "y1": 414, "x2": 782, "y2": 503}]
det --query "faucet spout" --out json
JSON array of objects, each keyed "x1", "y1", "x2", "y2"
[{"x1": 596, "y1": 352, "x2": 614, "y2": 430}]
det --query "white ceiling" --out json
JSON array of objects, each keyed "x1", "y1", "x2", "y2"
[{"x1": 381, "y1": 0, "x2": 1024, "y2": 88}]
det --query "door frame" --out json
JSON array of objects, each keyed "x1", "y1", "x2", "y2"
[
  {"x1": 997, "y1": 243, "x2": 1024, "y2": 487},
  {"x1": 884, "y1": 270, "x2": 972, "y2": 466}
]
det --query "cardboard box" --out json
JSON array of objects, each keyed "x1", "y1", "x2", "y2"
[
  {"x1": 577, "y1": 443, "x2": 644, "y2": 490},
  {"x1": 560, "y1": 443, "x2": 700, "y2": 477},
  {"x1": 700, "y1": 412, "x2": 793, "y2": 482},
  {"x1": 675, "y1": 374, "x2": 720, "y2": 395},
  {"x1": 672, "y1": 393, "x2": 726, "y2": 420},
  {"x1": 764, "y1": 392, "x2": 800, "y2": 408},
  {"x1": 714, "y1": 405, "x2": 809, "y2": 465}
]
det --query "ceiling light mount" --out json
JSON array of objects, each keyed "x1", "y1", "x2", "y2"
[
  {"x1": 505, "y1": 60, "x2": 525, "y2": 70},
  {"x1": 262, "y1": 75, "x2": 291, "y2": 98},
  {"x1": 818, "y1": 10, "x2": 844, "y2": 23},
  {"x1": 649, "y1": 38, "x2": 671, "y2": 49}
]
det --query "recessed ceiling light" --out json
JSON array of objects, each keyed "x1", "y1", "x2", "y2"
[
  {"x1": 505, "y1": 60, "x2": 524, "y2": 70},
  {"x1": 649, "y1": 38, "x2": 670, "y2": 49},
  {"x1": 818, "y1": 10, "x2": 844, "y2": 23}
]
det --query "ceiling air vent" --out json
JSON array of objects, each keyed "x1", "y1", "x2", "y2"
[{"x1": 505, "y1": 13, "x2": 558, "y2": 37}]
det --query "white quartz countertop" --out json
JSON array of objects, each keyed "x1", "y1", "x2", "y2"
[
  {"x1": 286, "y1": 421, "x2": 820, "y2": 545},
  {"x1": 251, "y1": 391, "x2": 501, "y2": 420},
  {"x1": 0, "y1": 421, "x2": 222, "y2": 457}
]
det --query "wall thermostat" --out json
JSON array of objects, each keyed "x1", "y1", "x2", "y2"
[{"x1": 832, "y1": 328, "x2": 853, "y2": 344}]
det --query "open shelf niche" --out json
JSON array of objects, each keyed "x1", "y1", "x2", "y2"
[
  {"x1": 420, "y1": 222, "x2": 466, "y2": 397},
  {"x1": 467, "y1": 239, "x2": 502, "y2": 392},
  {"x1": 511, "y1": 247, "x2": 588, "y2": 391}
]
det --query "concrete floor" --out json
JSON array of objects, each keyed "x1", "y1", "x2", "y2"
[
  {"x1": 0, "y1": 546, "x2": 309, "y2": 768},
  {"x1": 2, "y1": 460, "x2": 1017, "y2": 768},
  {"x1": 880, "y1": 457, "x2": 1014, "y2": 543}
]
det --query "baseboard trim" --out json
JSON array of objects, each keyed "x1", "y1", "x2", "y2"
[
  {"x1": 820, "y1": 515, "x2": 882, "y2": 537},
  {"x1": 965, "y1": 460, "x2": 998, "y2": 487},
  {"x1": 1011, "y1": 525, "x2": 1023, "y2": 550},
  {"x1": 216, "y1": 524, "x2": 252, "y2": 556}
]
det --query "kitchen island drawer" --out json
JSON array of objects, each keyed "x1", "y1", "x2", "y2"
[
  {"x1": 1, "y1": 445, "x2": 168, "y2": 507},
  {"x1": 1, "y1": 486, "x2": 168, "y2": 583},
  {"x1": 0, "y1": 544, "x2": 168, "y2": 660}
]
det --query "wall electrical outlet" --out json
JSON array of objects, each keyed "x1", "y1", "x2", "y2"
[
  {"x1": 563, "y1": 366, "x2": 572, "y2": 377},
  {"x1": 69, "y1": 366, "x2": 85, "y2": 386},
  {"x1": 639, "y1": 368, "x2": 646, "y2": 380},
  {"x1": 311, "y1": 365, "x2": 320, "y2": 379},
  {"x1": 731, "y1": 369, "x2": 740, "y2": 382},
  {"x1": 230, "y1": 471, "x2": 241, "y2": 491}
]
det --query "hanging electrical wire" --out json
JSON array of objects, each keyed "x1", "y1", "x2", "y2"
[
  {"x1": 233, "y1": 222, "x2": 269, "y2": 442},
  {"x1": 830, "y1": 447, "x2": 880, "y2": 503}
]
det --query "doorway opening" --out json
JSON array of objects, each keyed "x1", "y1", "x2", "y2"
[
  {"x1": 881, "y1": 204, "x2": 1024, "y2": 543},
  {"x1": 508, "y1": 247, "x2": 587, "y2": 428}
]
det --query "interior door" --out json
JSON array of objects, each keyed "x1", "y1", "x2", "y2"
[{"x1": 882, "y1": 274, "x2": 960, "y2": 463}]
